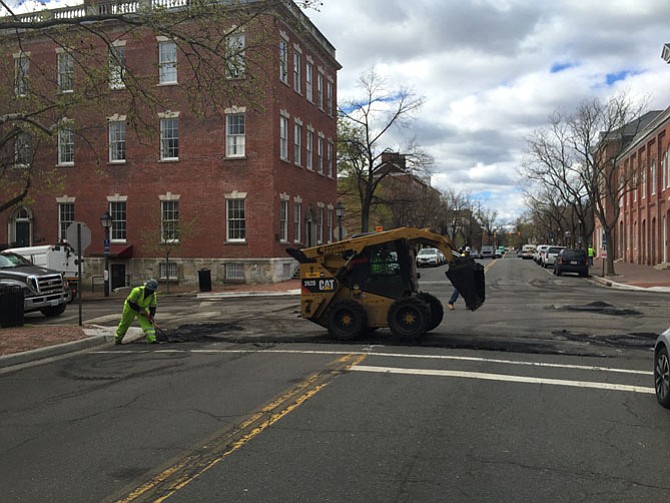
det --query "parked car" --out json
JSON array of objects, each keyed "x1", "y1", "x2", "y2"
[
  {"x1": 496, "y1": 246, "x2": 505, "y2": 258},
  {"x1": 416, "y1": 247, "x2": 443, "y2": 267},
  {"x1": 542, "y1": 246, "x2": 565, "y2": 268},
  {"x1": 520, "y1": 244, "x2": 536, "y2": 259},
  {"x1": 480, "y1": 245, "x2": 495, "y2": 259},
  {"x1": 553, "y1": 248, "x2": 589, "y2": 277},
  {"x1": 654, "y1": 328, "x2": 670, "y2": 409},
  {"x1": 0, "y1": 251, "x2": 71, "y2": 316},
  {"x1": 534, "y1": 244, "x2": 550, "y2": 265},
  {"x1": 469, "y1": 248, "x2": 480, "y2": 259}
]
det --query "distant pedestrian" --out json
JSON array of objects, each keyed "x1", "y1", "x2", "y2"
[
  {"x1": 587, "y1": 245, "x2": 595, "y2": 266},
  {"x1": 447, "y1": 247, "x2": 470, "y2": 310},
  {"x1": 115, "y1": 279, "x2": 158, "y2": 345}
]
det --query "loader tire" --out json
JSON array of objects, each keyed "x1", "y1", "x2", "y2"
[
  {"x1": 416, "y1": 293, "x2": 444, "y2": 332},
  {"x1": 327, "y1": 300, "x2": 367, "y2": 340},
  {"x1": 387, "y1": 297, "x2": 429, "y2": 338}
]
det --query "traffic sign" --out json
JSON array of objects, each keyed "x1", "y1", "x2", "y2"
[{"x1": 66, "y1": 222, "x2": 91, "y2": 253}]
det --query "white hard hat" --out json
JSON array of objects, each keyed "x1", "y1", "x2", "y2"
[{"x1": 465, "y1": 246, "x2": 471, "y2": 252}]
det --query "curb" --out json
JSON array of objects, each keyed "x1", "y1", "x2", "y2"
[
  {"x1": 197, "y1": 289, "x2": 301, "y2": 299},
  {"x1": 589, "y1": 275, "x2": 670, "y2": 293},
  {"x1": 0, "y1": 334, "x2": 111, "y2": 369}
]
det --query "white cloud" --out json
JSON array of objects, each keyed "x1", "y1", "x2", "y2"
[{"x1": 308, "y1": 0, "x2": 670, "y2": 223}]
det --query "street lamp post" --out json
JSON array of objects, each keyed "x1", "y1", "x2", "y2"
[
  {"x1": 100, "y1": 212, "x2": 112, "y2": 297},
  {"x1": 335, "y1": 202, "x2": 344, "y2": 241}
]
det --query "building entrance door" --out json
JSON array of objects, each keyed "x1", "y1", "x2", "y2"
[{"x1": 111, "y1": 264, "x2": 126, "y2": 290}]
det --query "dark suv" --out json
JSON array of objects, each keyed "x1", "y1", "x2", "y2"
[{"x1": 553, "y1": 248, "x2": 589, "y2": 277}]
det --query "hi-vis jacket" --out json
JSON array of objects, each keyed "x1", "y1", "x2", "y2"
[{"x1": 124, "y1": 286, "x2": 157, "y2": 315}]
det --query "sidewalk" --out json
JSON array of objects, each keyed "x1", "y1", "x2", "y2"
[
  {"x1": 589, "y1": 259, "x2": 670, "y2": 291},
  {"x1": 3, "y1": 261, "x2": 670, "y2": 367}
]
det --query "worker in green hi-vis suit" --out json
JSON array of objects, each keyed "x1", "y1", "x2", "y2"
[{"x1": 115, "y1": 279, "x2": 158, "y2": 345}]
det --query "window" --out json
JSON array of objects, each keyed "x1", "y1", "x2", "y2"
[
  {"x1": 294, "y1": 200, "x2": 302, "y2": 243},
  {"x1": 317, "y1": 206, "x2": 324, "y2": 244},
  {"x1": 109, "y1": 45, "x2": 125, "y2": 89},
  {"x1": 642, "y1": 163, "x2": 646, "y2": 199},
  {"x1": 317, "y1": 135, "x2": 324, "y2": 174},
  {"x1": 294, "y1": 122, "x2": 302, "y2": 166},
  {"x1": 58, "y1": 202, "x2": 75, "y2": 241},
  {"x1": 158, "y1": 41, "x2": 177, "y2": 84},
  {"x1": 57, "y1": 51, "x2": 73, "y2": 92},
  {"x1": 225, "y1": 32, "x2": 245, "y2": 79},
  {"x1": 160, "y1": 117, "x2": 179, "y2": 160},
  {"x1": 280, "y1": 199, "x2": 288, "y2": 242},
  {"x1": 316, "y1": 72, "x2": 324, "y2": 110},
  {"x1": 14, "y1": 133, "x2": 31, "y2": 166},
  {"x1": 667, "y1": 147, "x2": 670, "y2": 188},
  {"x1": 14, "y1": 53, "x2": 29, "y2": 97},
  {"x1": 226, "y1": 113, "x2": 245, "y2": 157},
  {"x1": 305, "y1": 62, "x2": 313, "y2": 102},
  {"x1": 652, "y1": 159, "x2": 657, "y2": 195},
  {"x1": 279, "y1": 39, "x2": 288, "y2": 83},
  {"x1": 109, "y1": 201, "x2": 127, "y2": 241},
  {"x1": 280, "y1": 115, "x2": 289, "y2": 161},
  {"x1": 227, "y1": 198, "x2": 246, "y2": 241},
  {"x1": 225, "y1": 263, "x2": 245, "y2": 280},
  {"x1": 293, "y1": 49, "x2": 301, "y2": 93},
  {"x1": 58, "y1": 122, "x2": 74, "y2": 165},
  {"x1": 327, "y1": 140, "x2": 334, "y2": 178},
  {"x1": 306, "y1": 130, "x2": 313, "y2": 170},
  {"x1": 160, "y1": 261, "x2": 178, "y2": 281},
  {"x1": 326, "y1": 80, "x2": 333, "y2": 116},
  {"x1": 327, "y1": 208, "x2": 333, "y2": 243},
  {"x1": 108, "y1": 120, "x2": 126, "y2": 162},
  {"x1": 161, "y1": 200, "x2": 179, "y2": 243}
]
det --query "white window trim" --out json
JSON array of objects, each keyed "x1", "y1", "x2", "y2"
[{"x1": 225, "y1": 191, "x2": 247, "y2": 243}]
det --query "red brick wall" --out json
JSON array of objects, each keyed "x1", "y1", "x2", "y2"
[{"x1": 0, "y1": 4, "x2": 339, "y2": 282}]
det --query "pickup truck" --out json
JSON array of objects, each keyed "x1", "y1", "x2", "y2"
[{"x1": 0, "y1": 251, "x2": 71, "y2": 317}]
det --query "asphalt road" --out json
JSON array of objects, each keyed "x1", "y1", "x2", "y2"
[
  {"x1": 4, "y1": 255, "x2": 669, "y2": 501},
  {"x1": 27, "y1": 253, "x2": 670, "y2": 356}
]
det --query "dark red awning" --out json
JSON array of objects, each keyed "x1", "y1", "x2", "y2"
[{"x1": 90, "y1": 244, "x2": 133, "y2": 258}]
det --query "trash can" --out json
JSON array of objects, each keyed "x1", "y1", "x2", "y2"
[
  {"x1": 198, "y1": 269, "x2": 212, "y2": 292},
  {"x1": 0, "y1": 285, "x2": 25, "y2": 328}
]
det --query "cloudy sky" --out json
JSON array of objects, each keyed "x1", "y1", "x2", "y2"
[{"x1": 306, "y1": 0, "x2": 670, "y2": 224}]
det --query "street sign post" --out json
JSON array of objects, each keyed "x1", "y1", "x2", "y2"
[{"x1": 65, "y1": 222, "x2": 92, "y2": 326}]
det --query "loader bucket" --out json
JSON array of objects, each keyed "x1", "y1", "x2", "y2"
[{"x1": 445, "y1": 256, "x2": 485, "y2": 311}]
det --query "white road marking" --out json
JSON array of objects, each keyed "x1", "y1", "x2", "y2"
[
  {"x1": 181, "y1": 349, "x2": 651, "y2": 376},
  {"x1": 351, "y1": 365, "x2": 655, "y2": 394}
]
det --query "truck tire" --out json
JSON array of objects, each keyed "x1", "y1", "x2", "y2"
[
  {"x1": 387, "y1": 297, "x2": 429, "y2": 338},
  {"x1": 416, "y1": 293, "x2": 444, "y2": 332},
  {"x1": 40, "y1": 304, "x2": 67, "y2": 317},
  {"x1": 327, "y1": 300, "x2": 367, "y2": 340}
]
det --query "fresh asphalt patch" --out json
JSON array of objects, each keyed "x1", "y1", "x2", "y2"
[{"x1": 554, "y1": 301, "x2": 642, "y2": 316}]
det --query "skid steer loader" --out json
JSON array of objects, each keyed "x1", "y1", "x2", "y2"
[{"x1": 287, "y1": 227, "x2": 485, "y2": 340}]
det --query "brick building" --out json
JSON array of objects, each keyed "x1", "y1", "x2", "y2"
[
  {"x1": 595, "y1": 107, "x2": 670, "y2": 265},
  {"x1": 0, "y1": 0, "x2": 340, "y2": 288}
]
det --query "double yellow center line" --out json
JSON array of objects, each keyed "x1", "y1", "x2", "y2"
[{"x1": 111, "y1": 352, "x2": 367, "y2": 503}]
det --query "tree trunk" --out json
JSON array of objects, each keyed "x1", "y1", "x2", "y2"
[{"x1": 604, "y1": 228, "x2": 615, "y2": 276}]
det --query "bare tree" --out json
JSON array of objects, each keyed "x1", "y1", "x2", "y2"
[
  {"x1": 521, "y1": 93, "x2": 650, "y2": 273},
  {"x1": 0, "y1": 0, "x2": 321, "y2": 213},
  {"x1": 337, "y1": 69, "x2": 432, "y2": 233},
  {"x1": 523, "y1": 112, "x2": 595, "y2": 247}
]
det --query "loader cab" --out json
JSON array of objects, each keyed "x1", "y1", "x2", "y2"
[{"x1": 347, "y1": 240, "x2": 417, "y2": 299}]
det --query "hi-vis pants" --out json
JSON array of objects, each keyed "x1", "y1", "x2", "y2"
[{"x1": 115, "y1": 305, "x2": 156, "y2": 343}]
